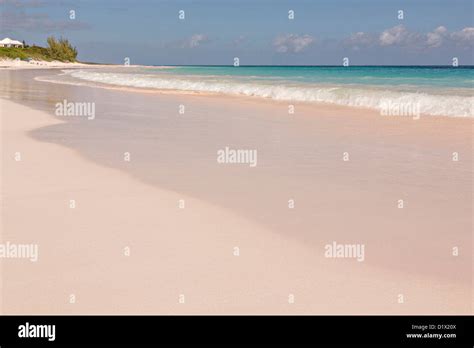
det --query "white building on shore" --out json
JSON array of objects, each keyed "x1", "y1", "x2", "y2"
[{"x1": 0, "y1": 38, "x2": 24, "y2": 48}]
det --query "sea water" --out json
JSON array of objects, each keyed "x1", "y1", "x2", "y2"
[{"x1": 51, "y1": 66, "x2": 474, "y2": 117}]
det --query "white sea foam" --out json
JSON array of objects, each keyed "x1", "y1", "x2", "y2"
[{"x1": 39, "y1": 70, "x2": 474, "y2": 118}]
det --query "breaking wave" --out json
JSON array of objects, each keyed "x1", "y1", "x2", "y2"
[{"x1": 39, "y1": 69, "x2": 474, "y2": 117}]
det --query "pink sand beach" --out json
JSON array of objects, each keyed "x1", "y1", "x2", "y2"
[{"x1": 0, "y1": 68, "x2": 472, "y2": 314}]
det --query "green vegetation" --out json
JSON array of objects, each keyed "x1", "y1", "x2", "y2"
[
  {"x1": 0, "y1": 36, "x2": 78, "y2": 62},
  {"x1": 46, "y1": 36, "x2": 78, "y2": 62},
  {"x1": 0, "y1": 45, "x2": 50, "y2": 61}
]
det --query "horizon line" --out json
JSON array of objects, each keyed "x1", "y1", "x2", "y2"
[{"x1": 145, "y1": 64, "x2": 474, "y2": 68}]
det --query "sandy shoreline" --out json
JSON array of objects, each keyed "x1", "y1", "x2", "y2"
[
  {"x1": 0, "y1": 59, "x2": 101, "y2": 70},
  {"x1": 0, "y1": 57, "x2": 174, "y2": 71},
  {"x1": 0, "y1": 58, "x2": 160, "y2": 70},
  {"x1": 0, "y1": 69, "x2": 472, "y2": 314}
]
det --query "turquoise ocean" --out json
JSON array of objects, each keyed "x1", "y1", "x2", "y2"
[{"x1": 43, "y1": 66, "x2": 474, "y2": 117}]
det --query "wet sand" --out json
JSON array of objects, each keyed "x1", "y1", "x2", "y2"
[{"x1": 0, "y1": 69, "x2": 472, "y2": 314}]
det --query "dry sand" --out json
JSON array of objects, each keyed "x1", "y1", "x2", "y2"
[
  {"x1": 0, "y1": 59, "x2": 98, "y2": 70},
  {"x1": 0, "y1": 58, "x2": 160, "y2": 70},
  {"x1": 1, "y1": 93, "x2": 472, "y2": 314}
]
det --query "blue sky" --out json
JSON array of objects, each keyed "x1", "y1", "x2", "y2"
[{"x1": 1, "y1": 0, "x2": 473, "y2": 65}]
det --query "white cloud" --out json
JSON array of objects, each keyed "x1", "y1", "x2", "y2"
[
  {"x1": 379, "y1": 25, "x2": 419, "y2": 46},
  {"x1": 426, "y1": 26, "x2": 448, "y2": 48},
  {"x1": 451, "y1": 27, "x2": 474, "y2": 43},
  {"x1": 181, "y1": 34, "x2": 209, "y2": 48},
  {"x1": 273, "y1": 34, "x2": 315, "y2": 53},
  {"x1": 345, "y1": 25, "x2": 474, "y2": 50}
]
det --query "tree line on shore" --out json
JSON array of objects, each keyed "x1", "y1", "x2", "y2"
[{"x1": 0, "y1": 36, "x2": 78, "y2": 62}]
